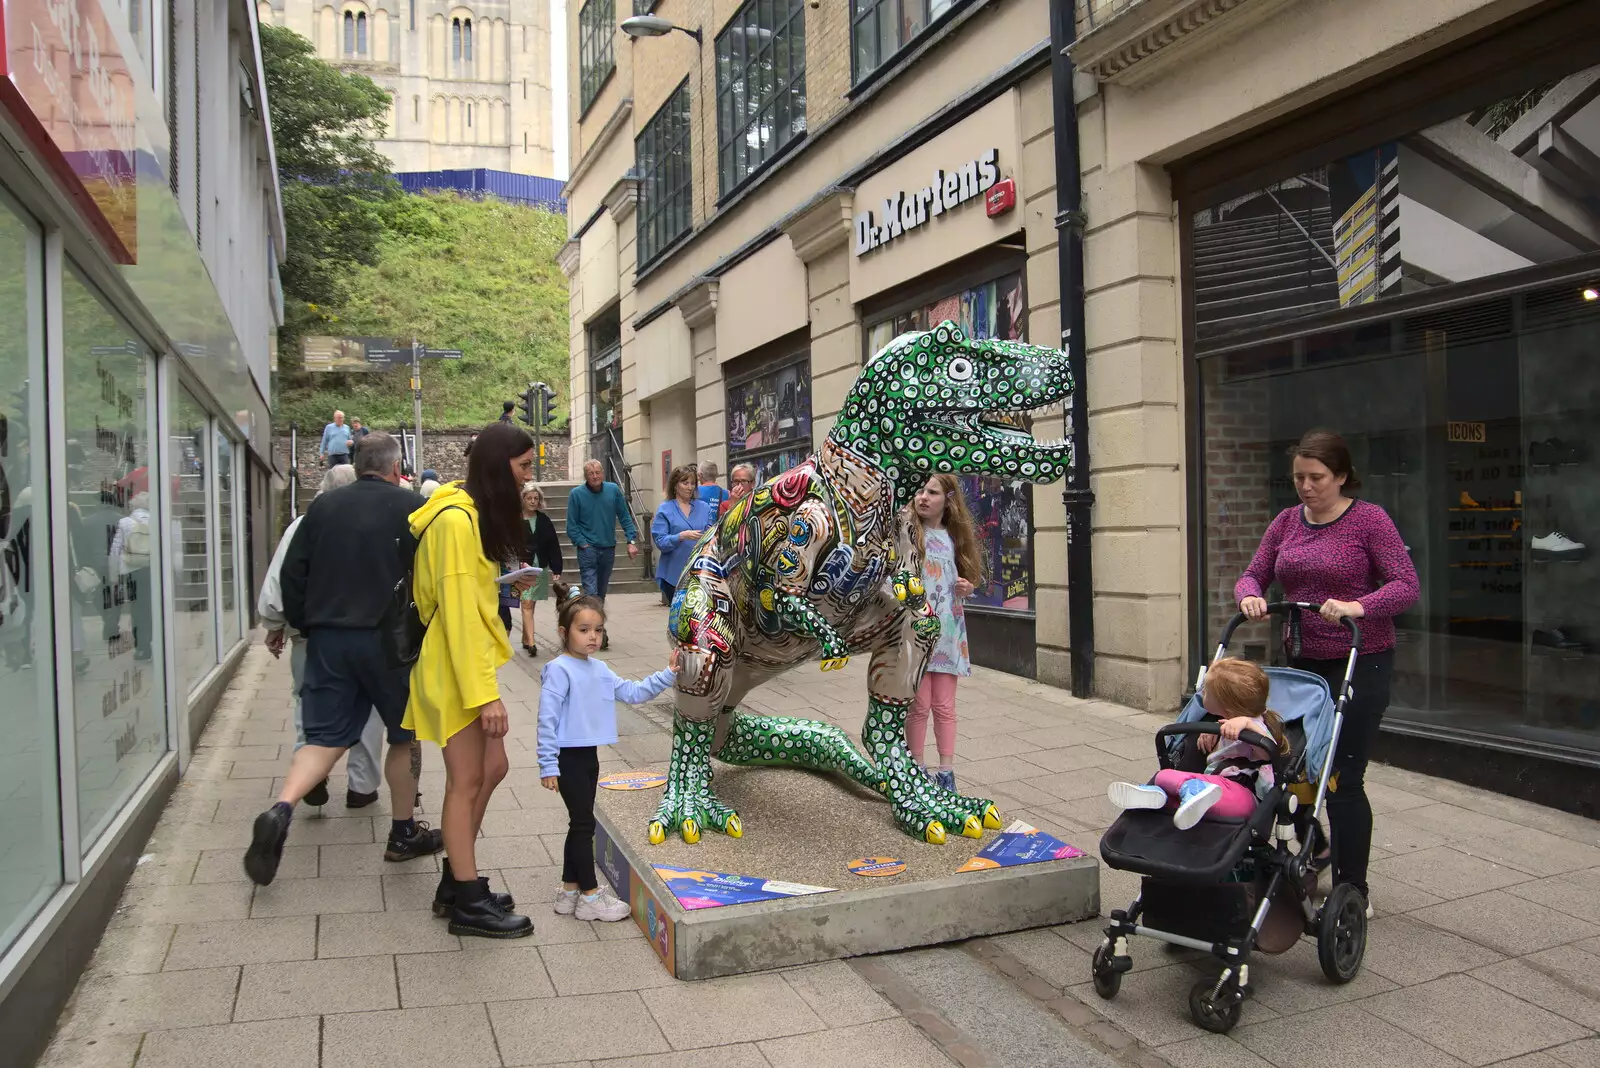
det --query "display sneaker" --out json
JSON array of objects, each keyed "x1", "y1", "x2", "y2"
[
  {"x1": 554, "y1": 887, "x2": 580, "y2": 915},
  {"x1": 385, "y1": 820, "x2": 445, "y2": 862},
  {"x1": 1458, "y1": 491, "x2": 1484, "y2": 509},
  {"x1": 1108, "y1": 781, "x2": 1169, "y2": 812},
  {"x1": 574, "y1": 886, "x2": 632, "y2": 922},
  {"x1": 934, "y1": 769, "x2": 957, "y2": 792},
  {"x1": 1173, "y1": 779, "x2": 1223, "y2": 830},
  {"x1": 1532, "y1": 532, "x2": 1588, "y2": 560}
]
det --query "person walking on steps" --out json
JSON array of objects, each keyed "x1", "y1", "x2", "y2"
[
  {"x1": 259, "y1": 464, "x2": 389, "y2": 811},
  {"x1": 651, "y1": 465, "x2": 711, "y2": 606},
  {"x1": 244, "y1": 432, "x2": 441, "y2": 885},
  {"x1": 539, "y1": 595, "x2": 679, "y2": 921},
  {"x1": 1235, "y1": 428, "x2": 1419, "y2": 918},
  {"x1": 907, "y1": 473, "x2": 983, "y2": 792},
  {"x1": 519, "y1": 482, "x2": 564, "y2": 657},
  {"x1": 320, "y1": 409, "x2": 353, "y2": 468},
  {"x1": 406, "y1": 422, "x2": 539, "y2": 938},
  {"x1": 566, "y1": 459, "x2": 638, "y2": 649}
]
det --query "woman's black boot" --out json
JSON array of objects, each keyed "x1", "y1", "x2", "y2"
[
  {"x1": 433, "y1": 860, "x2": 516, "y2": 917},
  {"x1": 448, "y1": 877, "x2": 533, "y2": 938}
]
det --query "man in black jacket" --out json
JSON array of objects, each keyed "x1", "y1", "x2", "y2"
[{"x1": 244, "y1": 432, "x2": 442, "y2": 886}]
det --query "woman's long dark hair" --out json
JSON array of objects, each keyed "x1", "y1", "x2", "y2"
[{"x1": 464, "y1": 422, "x2": 535, "y2": 564}]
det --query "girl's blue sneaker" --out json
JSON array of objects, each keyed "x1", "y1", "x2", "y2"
[
  {"x1": 1107, "y1": 781, "x2": 1168, "y2": 812},
  {"x1": 934, "y1": 769, "x2": 956, "y2": 792},
  {"x1": 1173, "y1": 779, "x2": 1222, "y2": 830}
]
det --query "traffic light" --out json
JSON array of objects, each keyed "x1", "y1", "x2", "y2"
[
  {"x1": 538, "y1": 384, "x2": 558, "y2": 428},
  {"x1": 517, "y1": 382, "x2": 537, "y2": 426}
]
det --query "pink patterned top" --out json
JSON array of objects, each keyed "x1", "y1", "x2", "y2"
[{"x1": 1234, "y1": 500, "x2": 1419, "y2": 659}]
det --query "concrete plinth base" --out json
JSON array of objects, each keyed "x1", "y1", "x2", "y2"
[{"x1": 594, "y1": 764, "x2": 1100, "y2": 980}]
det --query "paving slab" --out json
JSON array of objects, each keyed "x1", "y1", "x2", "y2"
[
  {"x1": 398, "y1": 946, "x2": 556, "y2": 1006},
  {"x1": 134, "y1": 1016, "x2": 321, "y2": 1068},
  {"x1": 1360, "y1": 914, "x2": 1505, "y2": 985},
  {"x1": 322, "y1": 1003, "x2": 502, "y2": 1068},
  {"x1": 1361, "y1": 973, "x2": 1590, "y2": 1066},
  {"x1": 55, "y1": 966, "x2": 241, "y2": 1039},
  {"x1": 1474, "y1": 948, "x2": 1600, "y2": 1031},
  {"x1": 161, "y1": 915, "x2": 317, "y2": 970},
  {"x1": 233, "y1": 953, "x2": 400, "y2": 1021},
  {"x1": 487, "y1": 991, "x2": 671, "y2": 1064},
  {"x1": 1410, "y1": 889, "x2": 1600, "y2": 956},
  {"x1": 758, "y1": 1018, "x2": 959, "y2": 1068},
  {"x1": 1232, "y1": 1002, "x2": 1466, "y2": 1068}
]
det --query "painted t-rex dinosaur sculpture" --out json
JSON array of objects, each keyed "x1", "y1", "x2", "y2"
[{"x1": 655, "y1": 321, "x2": 1073, "y2": 846}]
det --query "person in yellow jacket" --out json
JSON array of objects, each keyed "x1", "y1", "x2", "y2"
[{"x1": 405, "y1": 421, "x2": 538, "y2": 938}]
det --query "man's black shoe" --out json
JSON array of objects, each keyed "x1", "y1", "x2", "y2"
[
  {"x1": 244, "y1": 806, "x2": 292, "y2": 885},
  {"x1": 304, "y1": 778, "x2": 330, "y2": 807},
  {"x1": 447, "y1": 878, "x2": 532, "y2": 938},
  {"x1": 346, "y1": 789, "x2": 380, "y2": 809},
  {"x1": 431, "y1": 864, "x2": 515, "y2": 916},
  {"x1": 385, "y1": 821, "x2": 445, "y2": 862}
]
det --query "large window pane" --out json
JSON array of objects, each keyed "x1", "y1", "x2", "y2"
[
  {"x1": 636, "y1": 80, "x2": 693, "y2": 266},
  {"x1": 64, "y1": 264, "x2": 165, "y2": 844},
  {"x1": 172, "y1": 387, "x2": 215, "y2": 694},
  {"x1": 714, "y1": 0, "x2": 806, "y2": 195},
  {"x1": 0, "y1": 192, "x2": 61, "y2": 951},
  {"x1": 217, "y1": 435, "x2": 240, "y2": 650}
]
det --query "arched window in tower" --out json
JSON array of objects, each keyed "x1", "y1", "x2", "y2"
[
  {"x1": 451, "y1": 17, "x2": 461, "y2": 61},
  {"x1": 466, "y1": 103, "x2": 473, "y2": 128},
  {"x1": 356, "y1": 12, "x2": 367, "y2": 54},
  {"x1": 343, "y1": 10, "x2": 354, "y2": 54},
  {"x1": 463, "y1": 19, "x2": 473, "y2": 62},
  {"x1": 408, "y1": 0, "x2": 414, "y2": 30}
]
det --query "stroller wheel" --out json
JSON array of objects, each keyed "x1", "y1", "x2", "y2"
[
  {"x1": 1188, "y1": 976, "x2": 1244, "y2": 1034},
  {"x1": 1091, "y1": 944, "x2": 1121, "y2": 1000},
  {"x1": 1317, "y1": 883, "x2": 1368, "y2": 983}
]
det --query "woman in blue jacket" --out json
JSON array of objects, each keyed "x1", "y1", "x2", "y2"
[{"x1": 651, "y1": 465, "x2": 712, "y2": 604}]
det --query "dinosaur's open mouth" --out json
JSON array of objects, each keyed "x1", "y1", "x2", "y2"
[{"x1": 923, "y1": 398, "x2": 1069, "y2": 447}]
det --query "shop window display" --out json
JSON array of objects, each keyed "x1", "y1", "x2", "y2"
[
  {"x1": 63, "y1": 265, "x2": 167, "y2": 844},
  {"x1": 725, "y1": 354, "x2": 812, "y2": 485},
  {"x1": 867, "y1": 271, "x2": 1032, "y2": 611},
  {"x1": 1193, "y1": 65, "x2": 1600, "y2": 756},
  {"x1": 171, "y1": 387, "x2": 215, "y2": 696},
  {"x1": 0, "y1": 192, "x2": 62, "y2": 951}
]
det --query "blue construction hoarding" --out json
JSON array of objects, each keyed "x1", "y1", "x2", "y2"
[{"x1": 395, "y1": 169, "x2": 565, "y2": 213}]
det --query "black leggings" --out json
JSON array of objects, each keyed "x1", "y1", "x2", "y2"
[
  {"x1": 1291, "y1": 649, "x2": 1394, "y2": 897},
  {"x1": 557, "y1": 746, "x2": 601, "y2": 891}
]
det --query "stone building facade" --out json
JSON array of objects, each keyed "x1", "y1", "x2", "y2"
[{"x1": 258, "y1": 0, "x2": 558, "y2": 175}]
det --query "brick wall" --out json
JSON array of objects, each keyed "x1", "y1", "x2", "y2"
[
  {"x1": 272, "y1": 429, "x2": 572, "y2": 494},
  {"x1": 1200, "y1": 372, "x2": 1274, "y2": 654}
]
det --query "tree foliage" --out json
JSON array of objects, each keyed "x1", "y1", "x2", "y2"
[
  {"x1": 274, "y1": 193, "x2": 570, "y2": 431},
  {"x1": 260, "y1": 24, "x2": 395, "y2": 321}
]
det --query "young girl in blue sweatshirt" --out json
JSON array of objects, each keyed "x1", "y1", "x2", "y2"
[{"x1": 538, "y1": 595, "x2": 679, "y2": 921}]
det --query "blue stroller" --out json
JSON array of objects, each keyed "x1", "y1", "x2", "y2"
[{"x1": 1091, "y1": 602, "x2": 1367, "y2": 1033}]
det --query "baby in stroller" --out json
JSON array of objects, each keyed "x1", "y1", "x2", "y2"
[{"x1": 1107, "y1": 658, "x2": 1288, "y2": 829}]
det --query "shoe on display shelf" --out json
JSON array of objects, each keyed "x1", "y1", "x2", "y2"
[
  {"x1": 1531, "y1": 532, "x2": 1587, "y2": 560},
  {"x1": 1532, "y1": 628, "x2": 1588, "y2": 654},
  {"x1": 1529, "y1": 438, "x2": 1582, "y2": 467},
  {"x1": 1459, "y1": 491, "x2": 1484, "y2": 509}
]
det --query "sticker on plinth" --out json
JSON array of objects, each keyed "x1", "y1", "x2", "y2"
[
  {"x1": 848, "y1": 856, "x2": 907, "y2": 877},
  {"x1": 599, "y1": 770, "x2": 669, "y2": 790},
  {"x1": 955, "y1": 820, "x2": 1086, "y2": 872},
  {"x1": 652, "y1": 865, "x2": 836, "y2": 910}
]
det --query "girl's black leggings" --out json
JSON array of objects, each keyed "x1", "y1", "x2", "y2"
[
  {"x1": 1290, "y1": 649, "x2": 1394, "y2": 897},
  {"x1": 557, "y1": 746, "x2": 600, "y2": 891}
]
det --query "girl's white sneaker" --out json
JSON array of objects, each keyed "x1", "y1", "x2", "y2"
[
  {"x1": 575, "y1": 886, "x2": 632, "y2": 922},
  {"x1": 553, "y1": 888, "x2": 579, "y2": 915},
  {"x1": 1108, "y1": 781, "x2": 1169, "y2": 811}
]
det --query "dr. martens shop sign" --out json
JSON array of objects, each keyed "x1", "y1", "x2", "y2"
[
  {"x1": 1, "y1": 0, "x2": 139, "y2": 262},
  {"x1": 852, "y1": 148, "x2": 1014, "y2": 257}
]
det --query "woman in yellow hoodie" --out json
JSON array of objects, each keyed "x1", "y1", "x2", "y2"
[{"x1": 406, "y1": 421, "x2": 537, "y2": 938}]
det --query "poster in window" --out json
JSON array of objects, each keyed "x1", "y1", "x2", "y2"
[
  {"x1": 726, "y1": 357, "x2": 811, "y2": 464},
  {"x1": 870, "y1": 271, "x2": 1034, "y2": 612}
]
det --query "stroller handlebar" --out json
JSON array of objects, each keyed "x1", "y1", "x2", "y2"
[
  {"x1": 1221, "y1": 600, "x2": 1360, "y2": 656},
  {"x1": 1154, "y1": 722, "x2": 1287, "y2": 779}
]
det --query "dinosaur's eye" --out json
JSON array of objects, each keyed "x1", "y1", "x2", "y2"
[{"x1": 948, "y1": 358, "x2": 974, "y2": 381}]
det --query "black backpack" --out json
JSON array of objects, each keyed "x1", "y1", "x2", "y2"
[{"x1": 380, "y1": 505, "x2": 467, "y2": 668}]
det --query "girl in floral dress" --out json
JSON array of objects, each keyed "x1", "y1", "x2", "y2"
[{"x1": 907, "y1": 473, "x2": 985, "y2": 791}]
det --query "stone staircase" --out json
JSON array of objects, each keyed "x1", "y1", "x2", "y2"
[
  {"x1": 1192, "y1": 204, "x2": 1339, "y2": 342},
  {"x1": 534, "y1": 479, "x2": 659, "y2": 596}
]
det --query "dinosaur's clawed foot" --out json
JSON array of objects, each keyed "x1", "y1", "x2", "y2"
[
  {"x1": 820, "y1": 656, "x2": 850, "y2": 672},
  {"x1": 882, "y1": 753, "x2": 1000, "y2": 845},
  {"x1": 650, "y1": 715, "x2": 742, "y2": 845}
]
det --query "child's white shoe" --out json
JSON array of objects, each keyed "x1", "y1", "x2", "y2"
[
  {"x1": 1173, "y1": 780, "x2": 1222, "y2": 829},
  {"x1": 575, "y1": 886, "x2": 632, "y2": 922},
  {"x1": 1108, "y1": 781, "x2": 1169, "y2": 811},
  {"x1": 553, "y1": 888, "x2": 579, "y2": 915}
]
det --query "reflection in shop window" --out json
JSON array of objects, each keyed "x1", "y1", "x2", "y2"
[
  {"x1": 866, "y1": 270, "x2": 1034, "y2": 612},
  {"x1": 0, "y1": 191, "x2": 62, "y2": 953},
  {"x1": 172, "y1": 387, "x2": 215, "y2": 696},
  {"x1": 850, "y1": 0, "x2": 956, "y2": 84},
  {"x1": 63, "y1": 264, "x2": 166, "y2": 846},
  {"x1": 725, "y1": 353, "x2": 812, "y2": 487}
]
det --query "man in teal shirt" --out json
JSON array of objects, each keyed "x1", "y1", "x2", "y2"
[{"x1": 567, "y1": 459, "x2": 638, "y2": 647}]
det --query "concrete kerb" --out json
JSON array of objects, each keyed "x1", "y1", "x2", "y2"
[{"x1": 594, "y1": 803, "x2": 1101, "y2": 981}]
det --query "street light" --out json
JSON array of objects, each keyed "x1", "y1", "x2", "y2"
[{"x1": 620, "y1": 14, "x2": 702, "y2": 44}]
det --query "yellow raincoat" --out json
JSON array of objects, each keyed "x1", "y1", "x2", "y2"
[{"x1": 403, "y1": 483, "x2": 512, "y2": 744}]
